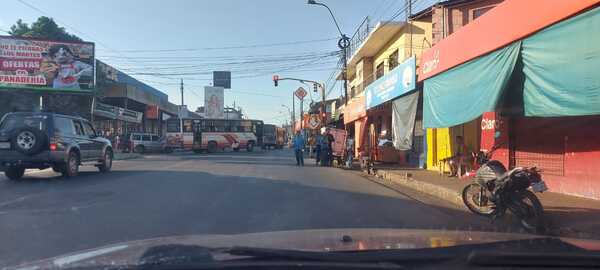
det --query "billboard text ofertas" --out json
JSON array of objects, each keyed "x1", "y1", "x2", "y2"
[
  {"x1": 204, "y1": 86, "x2": 224, "y2": 119},
  {"x1": 0, "y1": 36, "x2": 95, "y2": 91}
]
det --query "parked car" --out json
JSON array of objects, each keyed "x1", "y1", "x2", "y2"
[
  {"x1": 0, "y1": 112, "x2": 113, "y2": 180},
  {"x1": 121, "y1": 133, "x2": 171, "y2": 154}
]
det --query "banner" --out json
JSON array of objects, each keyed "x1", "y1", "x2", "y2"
[
  {"x1": 0, "y1": 36, "x2": 94, "y2": 91},
  {"x1": 204, "y1": 86, "x2": 224, "y2": 119},
  {"x1": 366, "y1": 56, "x2": 415, "y2": 109},
  {"x1": 391, "y1": 91, "x2": 419, "y2": 150}
]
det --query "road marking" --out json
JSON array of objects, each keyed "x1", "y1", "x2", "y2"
[{"x1": 53, "y1": 245, "x2": 129, "y2": 267}]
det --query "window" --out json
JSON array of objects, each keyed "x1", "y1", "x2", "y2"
[
  {"x1": 473, "y1": 6, "x2": 494, "y2": 20},
  {"x1": 376, "y1": 62, "x2": 384, "y2": 79},
  {"x1": 388, "y1": 50, "x2": 399, "y2": 70},
  {"x1": 132, "y1": 134, "x2": 142, "y2": 140},
  {"x1": 82, "y1": 122, "x2": 96, "y2": 136},
  {"x1": 142, "y1": 135, "x2": 151, "y2": 141},
  {"x1": 73, "y1": 120, "x2": 85, "y2": 136},
  {"x1": 54, "y1": 117, "x2": 76, "y2": 135},
  {"x1": 151, "y1": 135, "x2": 160, "y2": 141}
]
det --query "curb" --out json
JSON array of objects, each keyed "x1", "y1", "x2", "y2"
[{"x1": 374, "y1": 169, "x2": 464, "y2": 207}]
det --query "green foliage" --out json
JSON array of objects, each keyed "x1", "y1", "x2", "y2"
[{"x1": 9, "y1": 16, "x2": 82, "y2": 42}]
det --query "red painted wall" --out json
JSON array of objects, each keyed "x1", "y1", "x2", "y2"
[{"x1": 479, "y1": 113, "x2": 600, "y2": 200}]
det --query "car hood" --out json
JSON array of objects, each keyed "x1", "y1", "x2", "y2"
[{"x1": 8, "y1": 228, "x2": 600, "y2": 269}]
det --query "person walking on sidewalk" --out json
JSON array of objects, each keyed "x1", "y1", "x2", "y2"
[
  {"x1": 292, "y1": 131, "x2": 305, "y2": 166},
  {"x1": 315, "y1": 134, "x2": 323, "y2": 166}
]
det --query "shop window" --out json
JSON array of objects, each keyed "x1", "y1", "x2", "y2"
[
  {"x1": 388, "y1": 50, "x2": 399, "y2": 71},
  {"x1": 473, "y1": 6, "x2": 494, "y2": 20},
  {"x1": 376, "y1": 62, "x2": 384, "y2": 79}
]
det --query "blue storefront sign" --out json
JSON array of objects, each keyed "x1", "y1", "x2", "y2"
[{"x1": 366, "y1": 56, "x2": 416, "y2": 109}]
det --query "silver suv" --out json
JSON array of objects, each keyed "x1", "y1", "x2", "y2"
[
  {"x1": 122, "y1": 133, "x2": 170, "y2": 154},
  {"x1": 0, "y1": 112, "x2": 113, "y2": 180}
]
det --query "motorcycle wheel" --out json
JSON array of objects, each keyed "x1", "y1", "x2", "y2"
[
  {"x1": 462, "y1": 183, "x2": 496, "y2": 217},
  {"x1": 510, "y1": 190, "x2": 545, "y2": 234}
]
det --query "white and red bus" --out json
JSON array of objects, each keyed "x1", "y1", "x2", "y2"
[{"x1": 166, "y1": 118, "x2": 264, "y2": 153}]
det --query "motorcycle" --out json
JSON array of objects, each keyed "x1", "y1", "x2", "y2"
[{"x1": 461, "y1": 134, "x2": 549, "y2": 234}]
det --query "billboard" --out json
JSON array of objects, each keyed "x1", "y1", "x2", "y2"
[
  {"x1": 213, "y1": 71, "x2": 231, "y2": 89},
  {"x1": 0, "y1": 36, "x2": 95, "y2": 91},
  {"x1": 204, "y1": 86, "x2": 224, "y2": 119}
]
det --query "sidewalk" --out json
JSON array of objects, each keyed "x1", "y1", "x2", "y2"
[
  {"x1": 362, "y1": 165, "x2": 600, "y2": 239},
  {"x1": 114, "y1": 152, "x2": 142, "y2": 160}
]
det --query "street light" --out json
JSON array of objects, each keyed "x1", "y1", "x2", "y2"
[
  {"x1": 281, "y1": 104, "x2": 294, "y2": 130},
  {"x1": 307, "y1": 0, "x2": 350, "y2": 104}
]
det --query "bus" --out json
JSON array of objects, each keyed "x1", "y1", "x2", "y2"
[
  {"x1": 166, "y1": 118, "x2": 264, "y2": 153},
  {"x1": 262, "y1": 124, "x2": 277, "y2": 149}
]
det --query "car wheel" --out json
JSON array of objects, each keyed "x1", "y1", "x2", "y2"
[
  {"x1": 4, "y1": 167, "x2": 25, "y2": 180},
  {"x1": 62, "y1": 151, "x2": 80, "y2": 178},
  {"x1": 134, "y1": 145, "x2": 145, "y2": 154},
  {"x1": 98, "y1": 148, "x2": 113, "y2": 173},
  {"x1": 246, "y1": 142, "x2": 254, "y2": 152},
  {"x1": 207, "y1": 141, "x2": 218, "y2": 153}
]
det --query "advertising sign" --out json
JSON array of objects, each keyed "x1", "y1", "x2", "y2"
[
  {"x1": 0, "y1": 36, "x2": 95, "y2": 90},
  {"x1": 204, "y1": 86, "x2": 224, "y2": 119},
  {"x1": 366, "y1": 56, "x2": 416, "y2": 109}
]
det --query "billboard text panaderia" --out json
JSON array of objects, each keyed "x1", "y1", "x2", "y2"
[{"x1": 0, "y1": 36, "x2": 95, "y2": 90}]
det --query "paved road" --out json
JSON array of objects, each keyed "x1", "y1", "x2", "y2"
[{"x1": 0, "y1": 149, "x2": 498, "y2": 266}]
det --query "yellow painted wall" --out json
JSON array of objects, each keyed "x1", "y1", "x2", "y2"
[{"x1": 426, "y1": 128, "x2": 453, "y2": 171}]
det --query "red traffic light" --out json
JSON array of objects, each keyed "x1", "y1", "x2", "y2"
[{"x1": 273, "y1": 75, "x2": 279, "y2": 87}]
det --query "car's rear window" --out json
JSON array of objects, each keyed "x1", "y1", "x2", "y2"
[
  {"x1": 132, "y1": 134, "x2": 142, "y2": 140},
  {"x1": 0, "y1": 114, "x2": 48, "y2": 131}
]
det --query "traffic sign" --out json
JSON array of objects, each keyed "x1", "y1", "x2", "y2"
[
  {"x1": 307, "y1": 114, "x2": 322, "y2": 129},
  {"x1": 295, "y1": 87, "x2": 307, "y2": 100}
]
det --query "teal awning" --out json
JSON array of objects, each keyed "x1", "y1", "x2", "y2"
[
  {"x1": 423, "y1": 42, "x2": 521, "y2": 128},
  {"x1": 522, "y1": 7, "x2": 600, "y2": 117}
]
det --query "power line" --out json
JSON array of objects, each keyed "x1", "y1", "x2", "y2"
[{"x1": 97, "y1": 37, "x2": 338, "y2": 52}]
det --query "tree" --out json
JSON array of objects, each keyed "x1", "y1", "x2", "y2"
[{"x1": 9, "y1": 16, "x2": 82, "y2": 42}]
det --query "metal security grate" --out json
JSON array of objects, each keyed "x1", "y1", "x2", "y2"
[{"x1": 514, "y1": 151, "x2": 564, "y2": 176}]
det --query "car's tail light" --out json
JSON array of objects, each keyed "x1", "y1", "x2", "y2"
[{"x1": 49, "y1": 143, "x2": 57, "y2": 151}]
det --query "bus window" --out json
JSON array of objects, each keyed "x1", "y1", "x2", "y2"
[
  {"x1": 166, "y1": 120, "x2": 181, "y2": 132},
  {"x1": 214, "y1": 120, "x2": 226, "y2": 132},
  {"x1": 183, "y1": 120, "x2": 193, "y2": 132},
  {"x1": 230, "y1": 121, "x2": 241, "y2": 132}
]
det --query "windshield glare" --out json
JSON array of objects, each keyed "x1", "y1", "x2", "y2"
[{"x1": 1, "y1": 0, "x2": 600, "y2": 268}]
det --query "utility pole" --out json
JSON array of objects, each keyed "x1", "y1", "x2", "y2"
[
  {"x1": 408, "y1": 0, "x2": 413, "y2": 57},
  {"x1": 179, "y1": 79, "x2": 184, "y2": 141},
  {"x1": 180, "y1": 79, "x2": 184, "y2": 108},
  {"x1": 321, "y1": 83, "x2": 326, "y2": 126},
  {"x1": 292, "y1": 93, "x2": 296, "y2": 132},
  {"x1": 300, "y1": 98, "x2": 304, "y2": 130}
]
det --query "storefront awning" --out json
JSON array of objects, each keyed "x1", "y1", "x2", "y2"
[
  {"x1": 521, "y1": 6, "x2": 600, "y2": 116},
  {"x1": 423, "y1": 42, "x2": 520, "y2": 128},
  {"x1": 421, "y1": 0, "x2": 600, "y2": 127}
]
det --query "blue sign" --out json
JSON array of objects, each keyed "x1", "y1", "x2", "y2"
[{"x1": 366, "y1": 56, "x2": 416, "y2": 109}]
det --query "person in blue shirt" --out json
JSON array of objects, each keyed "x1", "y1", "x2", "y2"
[{"x1": 292, "y1": 131, "x2": 305, "y2": 166}]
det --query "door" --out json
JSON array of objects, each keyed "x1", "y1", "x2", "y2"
[
  {"x1": 141, "y1": 134, "x2": 152, "y2": 152},
  {"x1": 82, "y1": 120, "x2": 102, "y2": 160},
  {"x1": 72, "y1": 120, "x2": 93, "y2": 160}
]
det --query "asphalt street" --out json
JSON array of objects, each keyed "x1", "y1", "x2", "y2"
[{"x1": 1, "y1": 149, "x2": 502, "y2": 266}]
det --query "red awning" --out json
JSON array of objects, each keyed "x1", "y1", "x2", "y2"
[{"x1": 418, "y1": 0, "x2": 600, "y2": 81}]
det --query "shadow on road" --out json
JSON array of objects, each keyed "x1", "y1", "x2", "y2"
[{"x1": 0, "y1": 169, "x2": 532, "y2": 267}]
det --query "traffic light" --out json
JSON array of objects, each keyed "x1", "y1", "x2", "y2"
[
  {"x1": 313, "y1": 83, "x2": 318, "y2": 92},
  {"x1": 273, "y1": 75, "x2": 279, "y2": 87}
]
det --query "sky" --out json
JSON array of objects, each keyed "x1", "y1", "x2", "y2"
[{"x1": 1, "y1": 0, "x2": 435, "y2": 125}]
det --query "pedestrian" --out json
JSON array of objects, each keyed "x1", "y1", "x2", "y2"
[
  {"x1": 308, "y1": 134, "x2": 316, "y2": 158},
  {"x1": 345, "y1": 135, "x2": 355, "y2": 169},
  {"x1": 315, "y1": 134, "x2": 322, "y2": 165},
  {"x1": 326, "y1": 130, "x2": 335, "y2": 166},
  {"x1": 292, "y1": 131, "x2": 305, "y2": 166},
  {"x1": 320, "y1": 131, "x2": 330, "y2": 166}
]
